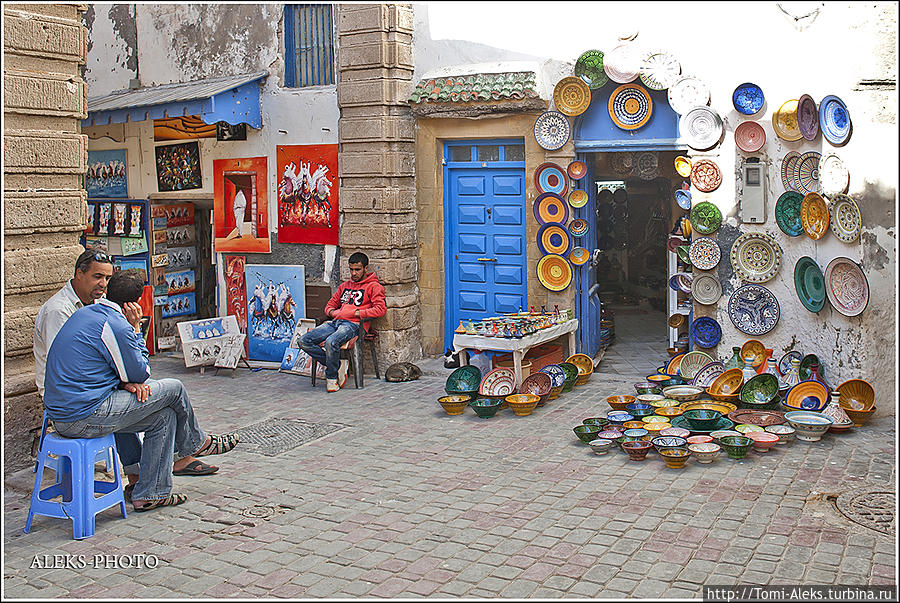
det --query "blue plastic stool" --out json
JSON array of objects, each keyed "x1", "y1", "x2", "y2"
[{"x1": 25, "y1": 432, "x2": 127, "y2": 539}]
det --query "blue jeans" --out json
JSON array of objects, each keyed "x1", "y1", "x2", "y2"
[
  {"x1": 299, "y1": 320, "x2": 359, "y2": 379},
  {"x1": 114, "y1": 433, "x2": 141, "y2": 475},
  {"x1": 52, "y1": 378, "x2": 206, "y2": 502}
]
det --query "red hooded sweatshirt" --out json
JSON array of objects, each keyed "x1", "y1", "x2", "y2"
[{"x1": 324, "y1": 271, "x2": 386, "y2": 333}]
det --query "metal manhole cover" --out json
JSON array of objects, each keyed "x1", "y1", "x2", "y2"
[
  {"x1": 834, "y1": 485, "x2": 895, "y2": 535},
  {"x1": 236, "y1": 418, "x2": 348, "y2": 456},
  {"x1": 241, "y1": 504, "x2": 281, "y2": 520}
]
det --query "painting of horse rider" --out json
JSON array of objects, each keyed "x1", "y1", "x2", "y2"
[
  {"x1": 276, "y1": 144, "x2": 339, "y2": 245},
  {"x1": 87, "y1": 149, "x2": 128, "y2": 198},
  {"x1": 244, "y1": 264, "x2": 306, "y2": 363}
]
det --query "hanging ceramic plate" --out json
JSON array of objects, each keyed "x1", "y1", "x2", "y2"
[
  {"x1": 668, "y1": 76, "x2": 710, "y2": 115},
  {"x1": 609, "y1": 84, "x2": 653, "y2": 130},
  {"x1": 679, "y1": 350, "x2": 715, "y2": 379},
  {"x1": 692, "y1": 274, "x2": 722, "y2": 305},
  {"x1": 690, "y1": 201, "x2": 723, "y2": 235},
  {"x1": 732, "y1": 82, "x2": 765, "y2": 115},
  {"x1": 774, "y1": 191, "x2": 804, "y2": 237},
  {"x1": 778, "y1": 351, "x2": 803, "y2": 376},
  {"x1": 674, "y1": 189, "x2": 692, "y2": 210},
  {"x1": 567, "y1": 160, "x2": 588, "y2": 181},
  {"x1": 824, "y1": 257, "x2": 869, "y2": 317},
  {"x1": 819, "y1": 153, "x2": 849, "y2": 197},
  {"x1": 674, "y1": 155, "x2": 692, "y2": 178},
  {"x1": 604, "y1": 43, "x2": 642, "y2": 83},
  {"x1": 819, "y1": 95, "x2": 852, "y2": 146},
  {"x1": 479, "y1": 367, "x2": 517, "y2": 397},
  {"x1": 533, "y1": 111, "x2": 571, "y2": 151},
  {"x1": 828, "y1": 194, "x2": 861, "y2": 243},
  {"x1": 680, "y1": 107, "x2": 723, "y2": 150},
  {"x1": 567, "y1": 189, "x2": 588, "y2": 209},
  {"x1": 533, "y1": 192, "x2": 569, "y2": 225},
  {"x1": 537, "y1": 254, "x2": 572, "y2": 292},
  {"x1": 781, "y1": 151, "x2": 802, "y2": 192},
  {"x1": 534, "y1": 162, "x2": 569, "y2": 196},
  {"x1": 637, "y1": 151, "x2": 659, "y2": 180},
  {"x1": 692, "y1": 360, "x2": 725, "y2": 388},
  {"x1": 610, "y1": 152, "x2": 634, "y2": 175},
  {"x1": 639, "y1": 51, "x2": 681, "y2": 90},
  {"x1": 553, "y1": 76, "x2": 592, "y2": 117},
  {"x1": 690, "y1": 159, "x2": 722, "y2": 192},
  {"x1": 772, "y1": 99, "x2": 803, "y2": 141},
  {"x1": 690, "y1": 318, "x2": 722, "y2": 349},
  {"x1": 728, "y1": 284, "x2": 780, "y2": 335},
  {"x1": 537, "y1": 223, "x2": 572, "y2": 256},
  {"x1": 734, "y1": 121, "x2": 766, "y2": 153},
  {"x1": 568, "y1": 218, "x2": 589, "y2": 237},
  {"x1": 689, "y1": 237, "x2": 721, "y2": 270},
  {"x1": 667, "y1": 236, "x2": 687, "y2": 252},
  {"x1": 569, "y1": 247, "x2": 589, "y2": 266},
  {"x1": 796, "y1": 151, "x2": 821, "y2": 194},
  {"x1": 797, "y1": 94, "x2": 819, "y2": 140},
  {"x1": 794, "y1": 256, "x2": 826, "y2": 313},
  {"x1": 800, "y1": 192, "x2": 829, "y2": 240},
  {"x1": 730, "y1": 232, "x2": 782, "y2": 283},
  {"x1": 574, "y1": 49, "x2": 608, "y2": 89}
]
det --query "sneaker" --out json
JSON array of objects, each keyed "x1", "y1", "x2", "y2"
[
  {"x1": 326, "y1": 378, "x2": 339, "y2": 393},
  {"x1": 337, "y1": 359, "x2": 349, "y2": 389}
]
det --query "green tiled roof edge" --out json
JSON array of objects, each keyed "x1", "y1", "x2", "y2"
[{"x1": 409, "y1": 71, "x2": 538, "y2": 104}]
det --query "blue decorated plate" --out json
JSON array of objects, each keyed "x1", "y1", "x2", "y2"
[
  {"x1": 674, "y1": 188, "x2": 692, "y2": 210},
  {"x1": 691, "y1": 317, "x2": 722, "y2": 348},
  {"x1": 732, "y1": 82, "x2": 765, "y2": 115},
  {"x1": 819, "y1": 95, "x2": 851, "y2": 146},
  {"x1": 728, "y1": 284, "x2": 780, "y2": 336}
]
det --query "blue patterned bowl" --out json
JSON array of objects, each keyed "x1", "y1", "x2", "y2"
[{"x1": 732, "y1": 83, "x2": 765, "y2": 115}]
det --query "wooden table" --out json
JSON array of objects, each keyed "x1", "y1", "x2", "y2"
[{"x1": 452, "y1": 319, "x2": 579, "y2": 387}]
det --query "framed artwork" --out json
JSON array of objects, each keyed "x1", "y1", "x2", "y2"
[
  {"x1": 121, "y1": 237, "x2": 148, "y2": 256},
  {"x1": 98, "y1": 203, "x2": 111, "y2": 234},
  {"x1": 213, "y1": 157, "x2": 270, "y2": 253},
  {"x1": 127, "y1": 203, "x2": 143, "y2": 237},
  {"x1": 166, "y1": 224, "x2": 196, "y2": 247},
  {"x1": 118, "y1": 258, "x2": 147, "y2": 282},
  {"x1": 166, "y1": 269, "x2": 195, "y2": 295},
  {"x1": 163, "y1": 203, "x2": 194, "y2": 227},
  {"x1": 155, "y1": 142, "x2": 202, "y2": 192},
  {"x1": 151, "y1": 253, "x2": 169, "y2": 268},
  {"x1": 84, "y1": 236, "x2": 108, "y2": 252},
  {"x1": 280, "y1": 318, "x2": 324, "y2": 378},
  {"x1": 85, "y1": 204, "x2": 96, "y2": 234},
  {"x1": 224, "y1": 255, "x2": 249, "y2": 355},
  {"x1": 276, "y1": 144, "x2": 339, "y2": 245},
  {"x1": 214, "y1": 334, "x2": 247, "y2": 369},
  {"x1": 176, "y1": 316, "x2": 241, "y2": 368},
  {"x1": 86, "y1": 149, "x2": 127, "y2": 198},
  {"x1": 153, "y1": 116, "x2": 217, "y2": 141},
  {"x1": 162, "y1": 292, "x2": 196, "y2": 318},
  {"x1": 153, "y1": 230, "x2": 167, "y2": 245},
  {"x1": 153, "y1": 216, "x2": 168, "y2": 231},
  {"x1": 112, "y1": 203, "x2": 127, "y2": 235},
  {"x1": 244, "y1": 264, "x2": 306, "y2": 363},
  {"x1": 139, "y1": 285, "x2": 155, "y2": 355},
  {"x1": 166, "y1": 246, "x2": 196, "y2": 269},
  {"x1": 152, "y1": 267, "x2": 168, "y2": 296}
]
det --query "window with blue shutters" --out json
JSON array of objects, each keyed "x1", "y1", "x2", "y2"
[{"x1": 284, "y1": 4, "x2": 335, "y2": 88}]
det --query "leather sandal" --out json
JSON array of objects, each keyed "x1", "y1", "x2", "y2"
[
  {"x1": 133, "y1": 493, "x2": 188, "y2": 512},
  {"x1": 195, "y1": 433, "x2": 240, "y2": 457}
]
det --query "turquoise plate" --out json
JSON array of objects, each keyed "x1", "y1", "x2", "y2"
[
  {"x1": 671, "y1": 415, "x2": 735, "y2": 434},
  {"x1": 775, "y1": 191, "x2": 804, "y2": 237}
]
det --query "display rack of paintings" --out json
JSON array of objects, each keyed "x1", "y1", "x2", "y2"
[
  {"x1": 176, "y1": 316, "x2": 242, "y2": 368},
  {"x1": 275, "y1": 144, "x2": 339, "y2": 245},
  {"x1": 150, "y1": 202, "x2": 199, "y2": 350},
  {"x1": 244, "y1": 264, "x2": 306, "y2": 364},
  {"x1": 280, "y1": 318, "x2": 326, "y2": 378},
  {"x1": 82, "y1": 198, "x2": 150, "y2": 293}
]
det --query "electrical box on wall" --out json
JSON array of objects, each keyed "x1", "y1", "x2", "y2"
[{"x1": 740, "y1": 158, "x2": 766, "y2": 224}]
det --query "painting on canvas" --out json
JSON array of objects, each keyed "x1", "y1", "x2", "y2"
[
  {"x1": 276, "y1": 144, "x2": 339, "y2": 245},
  {"x1": 86, "y1": 149, "x2": 127, "y2": 198},
  {"x1": 281, "y1": 318, "x2": 324, "y2": 377},
  {"x1": 155, "y1": 142, "x2": 202, "y2": 192},
  {"x1": 176, "y1": 316, "x2": 241, "y2": 368},
  {"x1": 244, "y1": 264, "x2": 305, "y2": 363},
  {"x1": 213, "y1": 157, "x2": 270, "y2": 253}
]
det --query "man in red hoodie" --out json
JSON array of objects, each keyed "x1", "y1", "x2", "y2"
[{"x1": 300, "y1": 252, "x2": 386, "y2": 392}]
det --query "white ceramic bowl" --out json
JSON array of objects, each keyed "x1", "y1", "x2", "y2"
[
  {"x1": 784, "y1": 411, "x2": 833, "y2": 442},
  {"x1": 661, "y1": 385, "x2": 704, "y2": 403},
  {"x1": 764, "y1": 424, "x2": 795, "y2": 444},
  {"x1": 688, "y1": 442, "x2": 721, "y2": 463},
  {"x1": 588, "y1": 438, "x2": 614, "y2": 455}
]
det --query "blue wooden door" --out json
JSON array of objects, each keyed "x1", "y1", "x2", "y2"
[{"x1": 444, "y1": 142, "x2": 527, "y2": 349}]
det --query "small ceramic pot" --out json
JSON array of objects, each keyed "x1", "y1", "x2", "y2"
[
  {"x1": 582, "y1": 417, "x2": 610, "y2": 429},
  {"x1": 784, "y1": 411, "x2": 834, "y2": 441},
  {"x1": 588, "y1": 438, "x2": 613, "y2": 455},
  {"x1": 574, "y1": 424, "x2": 602, "y2": 443},
  {"x1": 764, "y1": 424, "x2": 795, "y2": 444},
  {"x1": 719, "y1": 435, "x2": 753, "y2": 459},
  {"x1": 438, "y1": 394, "x2": 474, "y2": 415},
  {"x1": 660, "y1": 448, "x2": 690, "y2": 468},
  {"x1": 633, "y1": 382, "x2": 662, "y2": 395},
  {"x1": 622, "y1": 440, "x2": 652, "y2": 461},
  {"x1": 747, "y1": 431, "x2": 779, "y2": 452},
  {"x1": 687, "y1": 435, "x2": 714, "y2": 445},
  {"x1": 688, "y1": 443, "x2": 720, "y2": 463},
  {"x1": 659, "y1": 427, "x2": 691, "y2": 438},
  {"x1": 683, "y1": 409, "x2": 723, "y2": 430}
]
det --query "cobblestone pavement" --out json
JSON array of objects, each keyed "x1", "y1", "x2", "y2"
[{"x1": 4, "y1": 310, "x2": 896, "y2": 598}]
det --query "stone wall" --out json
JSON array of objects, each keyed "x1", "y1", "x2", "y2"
[
  {"x1": 3, "y1": 3, "x2": 88, "y2": 471},
  {"x1": 336, "y1": 4, "x2": 422, "y2": 364}
]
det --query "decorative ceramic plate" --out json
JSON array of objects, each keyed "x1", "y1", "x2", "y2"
[
  {"x1": 610, "y1": 152, "x2": 634, "y2": 175},
  {"x1": 609, "y1": 84, "x2": 653, "y2": 130},
  {"x1": 800, "y1": 192, "x2": 829, "y2": 240},
  {"x1": 674, "y1": 155, "x2": 692, "y2": 177},
  {"x1": 691, "y1": 274, "x2": 722, "y2": 305},
  {"x1": 794, "y1": 256, "x2": 826, "y2": 313},
  {"x1": 668, "y1": 76, "x2": 710, "y2": 115},
  {"x1": 680, "y1": 106, "x2": 723, "y2": 150},
  {"x1": 730, "y1": 232, "x2": 782, "y2": 283},
  {"x1": 828, "y1": 194, "x2": 861, "y2": 243},
  {"x1": 604, "y1": 43, "x2": 642, "y2": 83},
  {"x1": 679, "y1": 351, "x2": 714, "y2": 380},
  {"x1": 568, "y1": 218, "x2": 589, "y2": 237},
  {"x1": 778, "y1": 351, "x2": 802, "y2": 376},
  {"x1": 666, "y1": 352, "x2": 686, "y2": 375},
  {"x1": 637, "y1": 151, "x2": 659, "y2": 179},
  {"x1": 797, "y1": 94, "x2": 819, "y2": 140},
  {"x1": 675, "y1": 189, "x2": 692, "y2": 210},
  {"x1": 674, "y1": 272, "x2": 693, "y2": 294},
  {"x1": 824, "y1": 257, "x2": 869, "y2": 317},
  {"x1": 537, "y1": 223, "x2": 572, "y2": 256},
  {"x1": 732, "y1": 82, "x2": 765, "y2": 115},
  {"x1": 799, "y1": 354, "x2": 825, "y2": 381},
  {"x1": 567, "y1": 189, "x2": 588, "y2": 209},
  {"x1": 773, "y1": 99, "x2": 802, "y2": 141},
  {"x1": 796, "y1": 151, "x2": 821, "y2": 194},
  {"x1": 689, "y1": 237, "x2": 721, "y2": 270},
  {"x1": 734, "y1": 121, "x2": 766, "y2": 153},
  {"x1": 671, "y1": 415, "x2": 735, "y2": 434},
  {"x1": 569, "y1": 247, "x2": 588, "y2": 266},
  {"x1": 728, "y1": 284, "x2": 780, "y2": 335},
  {"x1": 639, "y1": 51, "x2": 681, "y2": 90},
  {"x1": 781, "y1": 151, "x2": 801, "y2": 191},
  {"x1": 553, "y1": 76, "x2": 592, "y2": 117},
  {"x1": 533, "y1": 111, "x2": 571, "y2": 151},
  {"x1": 819, "y1": 95, "x2": 851, "y2": 146},
  {"x1": 818, "y1": 153, "x2": 849, "y2": 196},
  {"x1": 540, "y1": 363, "x2": 567, "y2": 387},
  {"x1": 667, "y1": 236, "x2": 687, "y2": 252},
  {"x1": 574, "y1": 49, "x2": 609, "y2": 89},
  {"x1": 690, "y1": 159, "x2": 722, "y2": 192},
  {"x1": 537, "y1": 254, "x2": 572, "y2": 291},
  {"x1": 775, "y1": 191, "x2": 804, "y2": 237},
  {"x1": 534, "y1": 162, "x2": 569, "y2": 196},
  {"x1": 691, "y1": 361, "x2": 725, "y2": 388},
  {"x1": 533, "y1": 192, "x2": 569, "y2": 225},
  {"x1": 741, "y1": 339, "x2": 766, "y2": 367},
  {"x1": 728, "y1": 409, "x2": 786, "y2": 427},
  {"x1": 690, "y1": 318, "x2": 722, "y2": 349},
  {"x1": 567, "y1": 160, "x2": 587, "y2": 181},
  {"x1": 479, "y1": 367, "x2": 516, "y2": 397},
  {"x1": 690, "y1": 202, "x2": 723, "y2": 235}
]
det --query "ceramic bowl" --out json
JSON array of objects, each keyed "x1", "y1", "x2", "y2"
[
  {"x1": 660, "y1": 427, "x2": 691, "y2": 438},
  {"x1": 783, "y1": 411, "x2": 833, "y2": 441},
  {"x1": 626, "y1": 402, "x2": 653, "y2": 412},
  {"x1": 654, "y1": 406, "x2": 684, "y2": 419},
  {"x1": 607, "y1": 413, "x2": 635, "y2": 427},
  {"x1": 634, "y1": 382, "x2": 662, "y2": 395},
  {"x1": 520, "y1": 372, "x2": 553, "y2": 406},
  {"x1": 708, "y1": 368, "x2": 744, "y2": 396},
  {"x1": 574, "y1": 424, "x2": 603, "y2": 443},
  {"x1": 548, "y1": 384, "x2": 565, "y2": 400},
  {"x1": 706, "y1": 390, "x2": 742, "y2": 403},
  {"x1": 582, "y1": 417, "x2": 610, "y2": 429},
  {"x1": 660, "y1": 448, "x2": 690, "y2": 468},
  {"x1": 828, "y1": 419, "x2": 854, "y2": 434},
  {"x1": 566, "y1": 353, "x2": 594, "y2": 378},
  {"x1": 740, "y1": 374, "x2": 782, "y2": 410},
  {"x1": 836, "y1": 379, "x2": 876, "y2": 411},
  {"x1": 628, "y1": 408, "x2": 654, "y2": 418},
  {"x1": 661, "y1": 385, "x2": 704, "y2": 403},
  {"x1": 747, "y1": 431, "x2": 780, "y2": 452},
  {"x1": 642, "y1": 415, "x2": 671, "y2": 425},
  {"x1": 559, "y1": 363, "x2": 579, "y2": 392},
  {"x1": 688, "y1": 442, "x2": 721, "y2": 463},
  {"x1": 649, "y1": 399, "x2": 677, "y2": 410},
  {"x1": 782, "y1": 381, "x2": 829, "y2": 412},
  {"x1": 607, "y1": 395, "x2": 637, "y2": 411},
  {"x1": 596, "y1": 430, "x2": 624, "y2": 441},
  {"x1": 622, "y1": 440, "x2": 653, "y2": 461},
  {"x1": 506, "y1": 393, "x2": 539, "y2": 416},
  {"x1": 587, "y1": 438, "x2": 614, "y2": 455},
  {"x1": 687, "y1": 435, "x2": 714, "y2": 445},
  {"x1": 841, "y1": 407, "x2": 876, "y2": 427},
  {"x1": 469, "y1": 397, "x2": 502, "y2": 418},
  {"x1": 719, "y1": 435, "x2": 753, "y2": 458},
  {"x1": 710, "y1": 429, "x2": 742, "y2": 443},
  {"x1": 623, "y1": 428, "x2": 650, "y2": 442},
  {"x1": 636, "y1": 394, "x2": 666, "y2": 405},
  {"x1": 681, "y1": 401, "x2": 738, "y2": 414},
  {"x1": 646, "y1": 374, "x2": 681, "y2": 388},
  {"x1": 623, "y1": 421, "x2": 646, "y2": 430},
  {"x1": 643, "y1": 422, "x2": 672, "y2": 434},
  {"x1": 438, "y1": 394, "x2": 474, "y2": 415},
  {"x1": 651, "y1": 436, "x2": 688, "y2": 453},
  {"x1": 682, "y1": 409, "x2": 723, "y2": 430},
  {"x1": 734, "y1": 424, "x2": 764, "y2": 434},
  {"x1": 765, "y1": 424, "x2": 795, "y2": 444},
  {"x1": 445, "y1": 366, "x2": 482, "y2": 395}
]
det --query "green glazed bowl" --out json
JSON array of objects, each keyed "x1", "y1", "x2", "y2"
[
  {"x1": 573, "y1": 424, "x2": 602, "y2": 443},
  {"x1": 583, "y1": 417, "x2": 610, "y2": 428},
  {"x1": 445, "y1": 365, "x2": 482, "y2": 395},
  {"x1": 683, "y1": 409, "x2": 723, "y2": 430},
  {"x1": 719, "y1": 435, "x2": 753, "y2": 458},
  {"x1": 560, "y1": 363, "x2": 579, "y2": 393},
  {"x1": 469, "y1": 398, "x2": 502, "y2": 419},
  {"x1": 740, "y1": 374, "x2": 781, "y2": 409}
]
